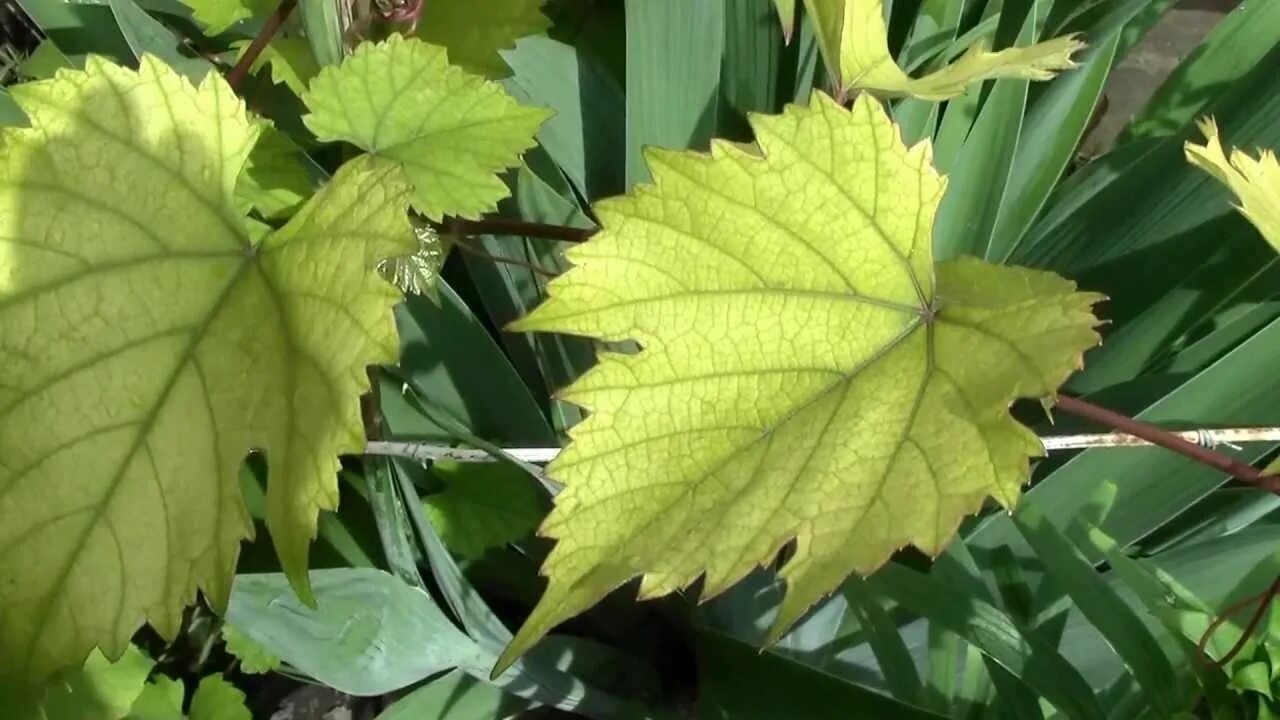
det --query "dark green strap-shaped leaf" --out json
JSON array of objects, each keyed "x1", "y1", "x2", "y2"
[
  {"x1": 696, "y1": 629, "x2": 947, "y2": 719},
  {"x1": 391, "y1": 282, "x2": 556, "y2": 446},
  {"x1": 842, "y1": 577, "x2": 923, "y2": 704},
  {"x1": 14, "y1": 0, "x2": 133, "y2": 63},
  {"x1": 298, "y1": 0, "x2": 343, "y2": 67},
  {"x1": 503, "y1": 35, "x2": 627, "y2": 200},
  {"x1": 1014, "y1": 502, "x2": 1179, "y2": 717},
  {"x1": 720, "y1": 0, "x2": 785, "y2": 137},
  {"x1": 107, "y1": 0, "x2": 213, "y2": 81},
  {"x1": 624, "y1": 0, "x2": 724, "y2": 187},
  {"x1": 869, "y1": 563, "x2": 1104, "y2": 720},
  {"x1": 988, "y1": 29, "x2": 1117, "y2": 262}
]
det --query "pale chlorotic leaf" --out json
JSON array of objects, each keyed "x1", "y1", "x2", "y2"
[
  {"x1": 302, "y1": 34, "x2": 551, "y2": 221},
  {"x1": 235, "y1": 124, "x2": 314, "y2": 220},
  {"x1": 424, "y1": 460, "x2": 546, "y2": 559},
  {"x1": 127, "y1": 675, "x2": 186, "y2": 720},
  {"x1": 1185, "y1": 117, "x2": 1280, "y2": 253},
  {"x1": 221, "y1": 625, "x2": 281, "y2": 675},
  {"x1": 416, "y1": 0, "x2": 550, "y2": 78},
  {"x1": 0, "y1": 56, "x2": 415, "y2": 688},
  {"x1": 181, "y1": 0, "x2": 274, "y2": 35},
  {"x1": 188, "y1": 675, "x2": 250, "y2": 720},
  {"x1": 21, "y1": 646, "x2": 154, "y2": 720},
  {"x1": 804, "y1": 0, "x2": 1084, "y2": 100},
  {"x1": 377, "y1": 220, "x2": 449, "y2": 301},
  {"x1": 497, "y1": 93, "x2": 1101, "y2": 672},
  {"x1": 230, "y1": 37, "x2": 321, "y2": 97}
]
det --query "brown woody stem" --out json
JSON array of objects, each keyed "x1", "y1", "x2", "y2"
[
  {"x1": 226, "y1": 0, "x2": 298, "y2": 91},
  {"x1": 440, "y1": 217, "x2": 597, "y2": 244},
  {"x1": 1054, "y1": 395, "x2": 1280, "y2": 492}
]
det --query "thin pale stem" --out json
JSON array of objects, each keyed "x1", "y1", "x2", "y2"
[
  {"x1": 226, "y1": 0, "x2": 298, "y2": 91},
  {"x1": 1055, "y1": 395, "x2": 1280, "y2": 492},
  {"x1": 364, "y1": 424, "x2": 1280, "y2": 465}
]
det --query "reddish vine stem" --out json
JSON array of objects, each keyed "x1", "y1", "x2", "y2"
[
  {"x1": 440, "y1": 217, "x2": 597, "y2": 244},
  {"x1": 452, "y1": 237, "x2": 558, "y2": 277},
  {"x1": 225, "y1": 0, "x2": 298, "y2": 91},
  {"x1": 1196, "y1": 575, "x2": 1280, "y2": 666},
  {"x1": 1055, "y1": 395, "x2": 1280, "y2": 492}
]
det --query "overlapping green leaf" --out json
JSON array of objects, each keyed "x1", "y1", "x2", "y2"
[
  {"x1": 0, "y1": 56, "x2": 415, "y2": 687},
  {"x1": 424, "y1": 461, "x2": 545, "y2": 559},
  {"x1": 302, "y1": 35, "x2": 551, "y2": 220},
  {"x1": 498, "y1": 92, "x2": 1101, "y2": 671},
  {"x1": 416, "y1": 0, "x2": 550, "y2": 78}
]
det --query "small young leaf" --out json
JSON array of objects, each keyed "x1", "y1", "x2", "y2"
[
  {"x1": 222, "y1": 625, "x2": 281, "y2": 674},
  {"x1": 0, "y1": 57, "x2": 415, "y2": 687},
  {"x1": 230, "y1": 37, "x2": 320, "y2": 97},
  {"x1": 1185, "y1": 117, "x2": 1280, "y2": 252},
  {"x1": 129, "y1": 675, "x2": 186, "y2": 720},
  {"x1": 22, "y1": 646, "x2": 155, "y2": 719},
  {"x1": 181, "y1": 0, "x2": 274, "y2": 35},
  {"x1": 416, "y1": 0, "x2": 550, "y2": 78},
  {"x1": 189, "y1": 675, "x2": 251, "y2": 720},
  {"x1": 302, "y1": 35, "x2": 551, "y2": 221},
  {"x1": 424, "y1": 461, "x2": 545, "y2": 559},
  {"x1": 497, "y1": 92, "x2": 1101, "y2": 672},
  {"x1": 804, "y1": 0, "x2": 1084, "y2": 99}
]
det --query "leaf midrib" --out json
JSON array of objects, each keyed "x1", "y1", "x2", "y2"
[{"x1": 19, "y1": 251, "x2": 258, "y2": 679}]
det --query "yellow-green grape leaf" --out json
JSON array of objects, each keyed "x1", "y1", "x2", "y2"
[
  {"x1": 302, "y1": 35, "x2": 551, "y2": 221},
  {"x1": 0, "y1": 56, "x2": 414, "y2": 688},
  {"x1": 1185, "y1": 117, "x2": 1280, "y2": 253},
  {"x1": 18, "y1": 646, "x2": 154, "y2": 719},
  {"x1": 416, "y1": 0, "x2": 550, "y2": 78},
  {"x1": 222, "y1": 625, "x2": 281, "y2": 675},
  {"x1": 804, "y1": 0, "x2": 1084, "y2": 99},
  {"x1": 180, "y1": 0, "x2": 273, "y2": 35},
  {"x1": 235, "y1": 124, "x2": 314, "y2": 220},
  {"x1": 188, "y1": 675, "x2": 250, "y2": 720},
  {"x1": 424, "y1": 461, "x2": 546, "y2": 559},
  {"x1": 230, "y1": 38, "x2": 320, "y2": 97},
  {"x1": 377, "y1": 219, "x2": 449, "y2": 301},
  {"x1": 497, "y1": 93, "x2": 1102, "y2": 672}
]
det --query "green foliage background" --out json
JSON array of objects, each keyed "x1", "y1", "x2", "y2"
[{"x1": 2, "y1": 0, "x2": 1280, "y2": 718}]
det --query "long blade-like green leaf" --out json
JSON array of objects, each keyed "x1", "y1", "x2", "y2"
[
  {"x1": 870, "y1": 563, "x2": 1104, "y2": 720},
  {"x1": 1014, "y1": 502, "x2": 1179, "y2": 716}
]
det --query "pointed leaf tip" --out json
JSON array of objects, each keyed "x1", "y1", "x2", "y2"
[{"x1": 1185, "y1": 115, "x2": 1280, "y2": 252}]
